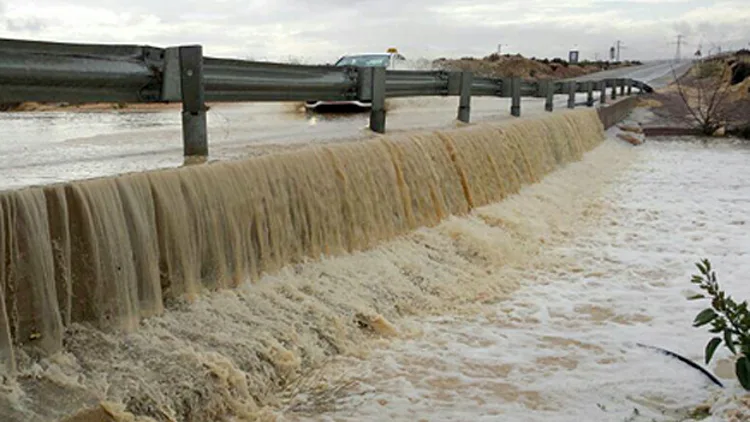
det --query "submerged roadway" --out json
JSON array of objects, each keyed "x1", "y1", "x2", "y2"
[{"x1": 0, "y1": 59, "x2": 690, "y2": 190}]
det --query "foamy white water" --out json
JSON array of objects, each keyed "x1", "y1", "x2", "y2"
[{"x1": 275, "y1": 134, "x2": 750, "y2": 422}]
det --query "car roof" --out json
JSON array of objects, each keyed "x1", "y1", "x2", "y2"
[{"x1": 341, "y1": 53, "x2": 391, "y2": 57}]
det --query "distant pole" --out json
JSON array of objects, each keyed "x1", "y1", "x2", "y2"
[
  {"x1": 675, "y1": 34, "x2": 685, "y2": 61},
  {"x1": 615, "y1": 40, "x2": 622, "y2": 61}
]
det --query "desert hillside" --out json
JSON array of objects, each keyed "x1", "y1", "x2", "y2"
[{"x1": 433, "y1": 52, "x2": 640, "y2": 79}]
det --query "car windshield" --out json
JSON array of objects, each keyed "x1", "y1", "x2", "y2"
[{"x1": 335, "y1": 55, "x2": 390, "y2": 67}]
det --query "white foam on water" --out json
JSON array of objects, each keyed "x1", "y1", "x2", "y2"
[{"x1": 273, "y1": 136, "x2": 750, "y2": 422}]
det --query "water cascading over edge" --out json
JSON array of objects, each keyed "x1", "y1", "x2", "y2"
[{"x1": 0, "y1": 109, "x2": 605, "y2": 373}]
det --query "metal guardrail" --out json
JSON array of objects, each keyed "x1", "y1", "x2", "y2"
[{"x1": 0, "y1": 38, "x2": 654, "y2": 156}]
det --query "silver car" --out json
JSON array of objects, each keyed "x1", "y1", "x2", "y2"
[{"x1": 305, "y1": 51, "x2": 407, "y2": 110}]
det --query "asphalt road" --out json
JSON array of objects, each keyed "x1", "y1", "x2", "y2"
[
  {"x1": 570, "y1": 59, "x2": 692, "y2": 88},
  {"x1": 0, "y1": 60, "x2": 688, "y2": 190}
]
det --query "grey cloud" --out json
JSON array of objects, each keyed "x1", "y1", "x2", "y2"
[
  {"x1": 1, "y1": 0, "x2": 747, "y2": 62},
  {"x1": 5, "y1": 17, "x2": 47, "y2": 32}
]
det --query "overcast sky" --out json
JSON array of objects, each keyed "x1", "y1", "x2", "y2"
[{"x1": 0, "y1": 0, "x2": 748, "y2": 63}]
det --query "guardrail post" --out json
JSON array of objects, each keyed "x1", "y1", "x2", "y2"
[
  {"x1": 610, "y1": 79, "x2": 617, "y2": 100},
  {"x1": 619, "y1": 79, "x2": 626, "y2": 96},
  {"x1": 510, "y1": 77, "x2": 521, "y2": 117},
  {"x1": 457, "y1": 71, "x2": 472, "y2": 123},
  {"x1": 599, "y1": 80, "x2": 607, "y2": 105},
  {"x1": 544, "y1": 80, "x2": 554, "y2": 112},
  {"x1": 586, "y1": 81, "x2": 594, "y2": 107},
  {"x1": 179, "y1": 45, "x2": 208, "y2": 157},
  {"x1": 567, "y1": 82, "x2": 576, "y2": 109},
  {"x1": 626, "y1": 78, "x2": 633, "y2": 96},
  {"x1": 370, "y1": 66, "x2": 386, "y2": 133}
]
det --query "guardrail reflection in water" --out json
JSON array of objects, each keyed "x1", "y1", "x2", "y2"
[{"x1": 0, "y1": 38, "x2": 654, "y2": 157}]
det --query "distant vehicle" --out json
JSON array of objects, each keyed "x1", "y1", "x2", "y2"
[{"x1": 305, "y1": 49, "x2": 407, "y2": 110}]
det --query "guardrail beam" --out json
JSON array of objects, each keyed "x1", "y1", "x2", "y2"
[
  {"x1": 370, "y1": 67, "x2": 386, "y2": 133},
  {"x1": 457, "y1": 71, "x2": 472, "y2": 123},
  {"x1": 179, "y1": 45, "x2": 208, "y2": 157}
]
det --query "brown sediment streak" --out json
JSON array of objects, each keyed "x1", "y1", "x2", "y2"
[
  {"x1": 438, "y1": 132, "x2": 474, "y2": 210},
  {"x1": 0, "y1": 109, "x2": 604, "y2": 378}
]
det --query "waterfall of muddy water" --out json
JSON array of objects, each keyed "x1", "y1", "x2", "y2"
[
  {"x1": 272, "y1": 137, "x2": 750, "y2": 422},
  {"x1": 0, "y1": 110, "x2": 606, "y2": 421}
]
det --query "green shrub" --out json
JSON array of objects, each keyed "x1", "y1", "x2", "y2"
[{"x1": 690, "y1": 259, "x2": 750, "y2": 390}]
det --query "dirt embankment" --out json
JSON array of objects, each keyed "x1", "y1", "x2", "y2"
[
  {"x1": 635, "y1": 50, "x2": 750, "y2": 137},
  {"x1": 433, "y1": 53, "x2": 638, "y2": 79}
]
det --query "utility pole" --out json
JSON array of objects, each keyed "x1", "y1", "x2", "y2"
[
  {"x1": 674, "y1": 34, "x2": 685, "y2": 61},
  {"x1": 615, "y1": 40, "x2": 625, "y2": 61}
]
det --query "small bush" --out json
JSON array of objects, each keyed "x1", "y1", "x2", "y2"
[
  {"x1": 694, "y1": 62, "x2": 725, "y2": 79},
  {"x1": 484, "y1": 53, "x2": 501, "y2": 62}
]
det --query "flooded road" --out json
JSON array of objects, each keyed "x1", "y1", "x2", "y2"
[
  {"x1": 275, "y1": 135, "x2": 750, "y2": 422},
  {"x1": 0, "y1": 94, "x2": 616, "y2": 190}
]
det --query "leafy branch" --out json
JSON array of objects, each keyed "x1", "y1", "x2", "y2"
[{"x1": 690, "y1": 259, "x2": 750, "y2": 389}]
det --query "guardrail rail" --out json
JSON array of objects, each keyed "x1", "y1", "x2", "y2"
[{"x1": 0, "y1": 38, "x2": 654, "y2": 156}]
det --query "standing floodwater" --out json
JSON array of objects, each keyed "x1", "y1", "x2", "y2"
[{"x1": 275, "y1": 137, "x2": 750, "y2": 422}]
